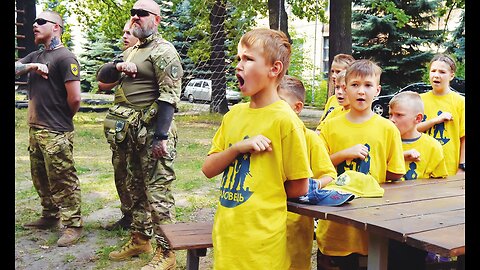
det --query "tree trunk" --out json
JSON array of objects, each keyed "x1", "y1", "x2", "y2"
[
  {"x1": 268, "y1": 0, "x2": 291, "y2": 43},
  {"x1": 209, "y1": 0, "x2": 229, "y2": 114},
  {"x1": 327, "y1": 0, "x2": 352, "y2": 97}
]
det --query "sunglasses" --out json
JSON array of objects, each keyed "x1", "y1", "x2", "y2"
[
  {"x1": 34, "y1": 18, "x2": 63, "y2": 28},
  {"x1": 130, "y1": 8, "x2": 157, "y2": 17}
]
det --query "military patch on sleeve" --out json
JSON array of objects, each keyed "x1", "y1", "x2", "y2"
[
  {"x1": 168, "y1": 62, "x2": 183, "y2": 80},
  {"x1": 70, "y1": 63, "x2": 79, "y2": 76}
]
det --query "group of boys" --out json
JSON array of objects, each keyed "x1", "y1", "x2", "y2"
[{"x1": 202, "y1": 28, "x2": 464, "y2": 270}]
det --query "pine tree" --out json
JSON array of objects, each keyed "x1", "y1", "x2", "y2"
[{"x1": 352, "y1": 0, "x2": 443, "y2": 93}]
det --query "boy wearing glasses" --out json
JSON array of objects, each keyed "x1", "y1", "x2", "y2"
[
  {"x1": 96, "y1": 0, "x2": 183, "y2": 269},
  {"x1": 15, "y1": 10, "x2": 83, "y2": 247}
]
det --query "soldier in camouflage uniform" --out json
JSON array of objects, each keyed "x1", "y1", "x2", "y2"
[
  {"x1": 98, "y1": 20, "x2": 140, "y2": 231},
  {"x1": 15, "y1": 10, "x2": 83, "y2": 247},
  {"x1": 96, "y1": 1, "x2": 183, "y2": 269}
]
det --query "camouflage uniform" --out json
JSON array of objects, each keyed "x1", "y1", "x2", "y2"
[
  {"x1": 109, "y1": 140, "x2": 133, "y2": 219},
  {"x1": 19, "y1": 46, "x2": 83, "y2": 230},
  {"x1": 114, "y1": 32, "x2": 183, "y2": 249},
  {"x1": 29, "y1": 128, "x2": 82, "y2": 227}
]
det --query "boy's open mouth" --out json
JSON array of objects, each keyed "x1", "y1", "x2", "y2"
[{"x1": 236, "y1": 74, "x2": 245, "y2": 87}]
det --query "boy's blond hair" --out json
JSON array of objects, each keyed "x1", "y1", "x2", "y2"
[
  {"x1": 335, "y1": 70, "x2": 347, "y2": 85},
  {"x1": 332, "y1": 54, "x2": 355, "y2": 68},
  {"x1": 279, "y1": 75, "x2": 305, "y2": 103},
  {"x1": 430, "y1": 53, "x2": 456, "y2": 73},
  {"x1": 389, "y1": 90, "x2": 424, "y2": 114},
  {"x1": 345, "y1": 59, "x2": 382, "y2": 84},
  {"x1": 240, "y1": 28, "x2": 291, "y2": 81}
]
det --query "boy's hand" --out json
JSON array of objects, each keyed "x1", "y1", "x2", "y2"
[
  {"x1": 436, "y1": 112, "x2": 453, "y2": 123},
  {"x1": 347, "y1": 144, "x2": 369, "y2": 160},
  {"x1": 235, "y1": 135, "x2": 272, "y2": 154},
  {"x1": 404, "y1": 149, "x2": 421, "y2": 162}
]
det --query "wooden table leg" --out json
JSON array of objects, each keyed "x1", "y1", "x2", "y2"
[
  {"x1": 186, "y1": 248, "x2": 207, "y2": 270},
  {"x1": 368, "y1": 233, "x2": 389, "y2": 270}
]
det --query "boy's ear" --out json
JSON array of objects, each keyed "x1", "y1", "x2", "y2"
[
  {"x1": 374, "y1": 84, "x2": 382, "y2": 97},
  {"x1": 294, "y1": 101, "x2": 304, "y2": 114},
  {"x1": 270, "y1": 60, "x2": 283, "y2": 78},
  {"x1": 415, "y1": 113, "x2": 424, "y2": 123}
]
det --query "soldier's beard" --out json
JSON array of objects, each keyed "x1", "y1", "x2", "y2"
[{"x1": 132, "y1": 21, "x2": 156, "y2": 39}]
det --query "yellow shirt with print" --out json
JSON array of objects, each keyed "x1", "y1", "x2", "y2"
[
  {"x1": 420, "y1": 91, "x2": 465, "y2": 175},
  {"x1": 208, "y1": 101, "x2": 313, "y2": 270},
  {"x1": 402, "y1": 133, "x2": 448, "y2": 180},
  {"x1": 316, "y1": 113, "x2": 405, "y2": 256}
]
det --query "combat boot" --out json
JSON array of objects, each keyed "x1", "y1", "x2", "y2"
[
  {"x1": 23, "y1": 216, "x2": 60, "y2": 230},
  {"x1": 141, "y1": 247, "x2": 176, "y2": 270},
  {"x1": 109, "y1": 232, "x2": 153, "y2": 261},
  {"x1": 105, "y1": 215, "x2": 132, "y2": 231},
  {"x1": 57, "y1": 226, "x2": 83, "y2": 247}
]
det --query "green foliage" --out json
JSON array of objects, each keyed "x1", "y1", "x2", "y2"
[
  {"x1": 288, "y1": 30, "x2": 327, "y2": 108},
  {"x1": 288, "y1": 0, "x2": 328, "y2": 23},
  {"x1": 352, "y1": 0, "x2": 465, "y2": 94},
  {"x1": 352, "y1": 0, "x2": 445, "y2": 94}
]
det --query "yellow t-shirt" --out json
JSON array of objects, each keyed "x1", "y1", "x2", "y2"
[
  {"x1": 318, "y1": 95, "x2": 340, "y2": 126},
  {"x1": 316, "y1": 106, "x2": 349, "y2": 132},
  {"x1": 420, "y1": 91, "x2": 465, "y2": 175},
  {"x1": 316, "y1": 113, "x2": 405, "y2": 256},
  {"x1": 287, "y1": 129, "x2": 337, "y2": 270},
  {"x1": 208, "y1": 101, "x2": 312, "y2": 270},
  {"x1": 402, "y1": 134, "x2": 448, "y2": 180}
]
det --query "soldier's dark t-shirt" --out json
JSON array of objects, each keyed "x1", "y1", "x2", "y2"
[{"x1": 20, "y1": 47, "x2": 81, "y2": 132}]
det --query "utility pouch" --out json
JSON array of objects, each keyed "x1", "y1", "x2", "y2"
[
  {"x1": 140, "y1": 101, "x2": 159, "y2": 126},
  {"x1": 103, "y1": 104, "x2": 140, "y2": 143}
]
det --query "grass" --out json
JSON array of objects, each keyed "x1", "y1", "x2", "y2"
[
  {"x1": 14, "y1": 105, "x2": 321, "y2": 269},
  {"x1": 14, "y1": 107, "x2": 222, "y2": 269}
]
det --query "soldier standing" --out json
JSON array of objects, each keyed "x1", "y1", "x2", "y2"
[
  {"x1": 15, "y1": 10, "x2": 83, "y2": 247},
  {"x1": 98, "y1": 20, "x2": 140, "y2": 231},
  {"x1": 96, "y1": 0, "x2": 183, "y2": 269}
]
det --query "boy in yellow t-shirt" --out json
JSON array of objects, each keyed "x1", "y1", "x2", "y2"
[
  {"x1": 316, "y1": 70, "x2": 349, "y2": 133},
  {"x1": 278, "y1": 75, "x2": 337, "y2": 270},
  {"x1": 316, "y1": 59, "x2": 405, "y2": 269},
  {"x1": 319, "y1": 54, "x2": 355, "y2": 129},
  {"x1": 387, "y1": 90, "x2": 448, "y2": 269},
  {"x1": 201, "y1": 29, "x2": 312, "y2": 270},
  {"x1": 417, "y1": 54, "x2": 465, "y2": 176},
  {"x1": 389, "y1": 91, "x2": 448, "y2": 180}
]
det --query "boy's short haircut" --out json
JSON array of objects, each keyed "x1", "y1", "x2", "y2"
[
  {"x1": 279, "y1": 75, "x2": 305, "y2": 103},
  {"x1": 345, "y1": 59, "x2": 382, "y2": 84},
  {"x1": 332, "y1": 54, "x2": 355, "y2": 67},
  {"x1": 430, "y1": 53, "x2": 456, "y2": 73},
  {"x1": 240, "y1": 28, "x2": 291, "y2": 80},
  {"x1": 336, "y1": 70, "x2": 347, "y2": 85},
  {"x1": 389, "y1": 90, "x2": 424, "y2": 114}
]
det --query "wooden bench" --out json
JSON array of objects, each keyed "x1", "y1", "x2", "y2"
[{"x1": 160, "y1": 222, "x2": 213, "y2": 270}]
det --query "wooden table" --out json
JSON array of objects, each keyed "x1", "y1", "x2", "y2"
[{"x1": 287, "y1": 175, "x2": 465, "y2": 270}]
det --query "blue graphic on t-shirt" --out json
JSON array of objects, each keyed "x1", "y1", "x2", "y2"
[
  {"x1": 337, "y1": 143, "x2": 371, "y2": 175},
  {"x1": 404, "y1": 162, "x2": 418, "y2": 180},
  {"x1": 219, "y1": 137, "x2": 253, "y2": 208},
  {"x1": 425, "y1": 111, "x2": 450, "y2": 145}
]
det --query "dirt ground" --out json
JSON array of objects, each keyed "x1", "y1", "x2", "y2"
[{"x1": 14, "y1": 199, "x2": 216, "y2": 270}]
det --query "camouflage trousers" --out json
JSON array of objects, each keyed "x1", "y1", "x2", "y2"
[
  {"x1": 28, "y1": 127, "x2": 83, "y2": 227},
  {"x1": 123, "y1": 119, "x2": 178, "y2": 249},
  {"x1": 109, "y1": 142, "x2": 133, "y2": 219}
]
